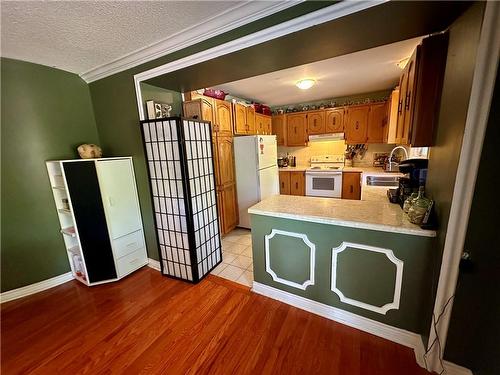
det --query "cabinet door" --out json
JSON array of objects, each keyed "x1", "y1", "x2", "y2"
[
  {"x1": 279, "y1": 171, "x2": 290, "y2": 195},
  {"x1": 265, "y1": 116, "x2": 272, "y2": 135},
  {"x1": 289, "y1": 171, "x2": 305, "y2": 196},
  {"x1": 345, "y1": 106, "x2": 369, "y2": 144},
  {"x1": 402, "y1": 48, "x2": 419, "y2": 145},
  {"x1": 325, "y1": 109, "x2": 344, "y2": 133},
  {"x1": 272, "y1": 115, "x2": 286, "y2": 146},
  {"x1": 286, "y1": 113, "x2": 307, "y2": 146},
  {"x1": 396, "y1": 67, "x2": 408, "y2": 144},
  {"x1": 255, "y1": 113, "x2": 264, "y2": 134},
  {"x1": 96, "y1": 159, "x2": 143, "y2": 239},
  {"x1": 307, "y1": 111, "x2": 325, "y2": 135},
  {"x1": 183, "y1": 101, "x2": 202, "y2": 120},
  {"x1": 216, "y1": 136, "x2": 235, "y2": 186},
  {"x1": 246, "y1": 106, "x2": 256, "y2": 134},
  {"x1": 385, "y1": 88, "x2": 400, "y2": 144},
  {"x1": 342, "y1": 172, "x2": 361, "y2": 200},
  {"x1": 215, "y1": 100, "x2": 232, "y2": 135},
  {"x1": 233, "y1": 103, "x2": 247, "y2": 135},
  {"x1": 183, "y1": 98, "x2": 216, "y2": 126},
  {"x1": 367, "y1": 103, "x2": 387, "y2": 143},
  {"x1": 222, "y1": 183, "x2": 238, "y2": 234}
]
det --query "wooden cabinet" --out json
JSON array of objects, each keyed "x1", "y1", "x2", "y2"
[
  {"x1": 342, "y1": 172, "x2": 361, "y2": 200},
  {"x1": 272, "y1": 115, "x2": 286, "y2": 146},
  {"x1": 215, "y1": 99, "x2": 232, "y2": 136},
  {"x1": 345, "y1": 105, "x2": 369, "y2": 144},
  {"x1": 325, "y1": 108, "x2": 344, "y2": 133},
  {"x1": 384, "y1": 88, "x2": 400, "y2": 143},
  {"x1": 182, "y1": 97, "x2": 217, "y2": 125},
  {"x1": 279, "y1": 171, "x2": 291, "y2": 195},
  {"x1": 286, "y1": 113, "x2": 308, "y2": 146},
  {"x1": 255, "y1": 113, "x2": 272, "y2": 135},
  {"x1": 220, "y1": 183, "x2": 238, "y2": 234},
  {"x1": 401, "y1": 48, "x2": 418, "y2": 145},
  {"x1": 246, "y1": 106, "x2": 256, "y2": 134},
  {"x1": 307, "y1": 111, "x2": 325, "y2": 135},
  {"x1": 233, "y1": 103, "x2": 256, "y2": 135},
  {"x1": 367, "y1": 103, "x2": 387, "y2": 143},
  {"x1": 289, "y1": 171, "x2": 305, "y2": 196},
  {"x1": 216, "y1": 136, "x2": 235, "y2": 186},
  {"x1": 279, "y1": 170, "x2": 305, "y2": 196}
]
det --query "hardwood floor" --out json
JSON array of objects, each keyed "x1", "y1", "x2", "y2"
[{"x1": 1, "y1": 267, "x2": 430, "y2": 375}]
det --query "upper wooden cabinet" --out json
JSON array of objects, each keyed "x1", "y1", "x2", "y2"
[
  {"x1": 345, "y1": 105, "x2": 369, "y2": 144},
  {"x1": 182, "y1": 97, "x2": 217, "y2": 126},
  {"x1": 215, "y1": 99, "x2": 232, "y2": 136},
  {"x1": 395, "y1": 32, "x2": 449, "y2": 146},
  {"x1": 325, "y1": 108, "x2": 344, "y2": 133},
  {"x1": 367, "y1": 103, "x2": 387, "y2": 143},
  {"x1": 272, "y1": 115, "x2": 286, "y2": 146},
  {"x1": 307, "y1": 111, "x2": 325, "y2": 135},
  {"x1": 286, "y1": 113, "x2": 307, "y2": 146},
  {"x1": 233, "y1": 103, "x2": 256, "y2": 135},
  {"x1": 255, "y1": 113, "x2": 272, "y2": 135},
  {"x1": 384, "y1": 88, "x2": 400, "y2": 143}
]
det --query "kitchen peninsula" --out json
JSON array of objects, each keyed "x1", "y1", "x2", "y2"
[{"x1": 248, "y1": 190, "x2": 436, "y2": 336}]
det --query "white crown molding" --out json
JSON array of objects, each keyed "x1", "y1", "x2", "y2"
[
  {"x1": 331, "y1": 242, "x2": 403, "y2": 315},
  {"x1": 80, "y1": 1, "x2": 304, "y2": 83},
  {"x1": 148, "y1": 258, "x2": 161, "y2": 272},
  {"x1": 443, "y1": 361, "x2": 474, "y2": 375},
  {"x1": 265, "y1": 229, "x2": 315, "y2": 290},
  {"x1": 252, "y1": 281, "x2": 427, "y2": 369},
  {"x1": 133, "y1": 0, "x2": 387, "y2": 120},
  {"x1": 0, "y1": 272, "x2": 74, "y2": 304}
]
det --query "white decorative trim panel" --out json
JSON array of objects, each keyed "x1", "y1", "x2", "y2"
[
  {"x1": 265, "y1": 229, "x2": 315, "y2": 290},
  {"x1": 148, "y1": 258, "x2": 161, "y2": 271},
  {"x1": 331, "y1": 242, "x2": 403, "y2": 315},
  {"x1": 0, "y1": 272, "x2": 74, "y2": 304}
]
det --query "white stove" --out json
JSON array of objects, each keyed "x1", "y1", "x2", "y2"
[{"x1": 305, "y1": 155, "x2": 344, "y2": 198}]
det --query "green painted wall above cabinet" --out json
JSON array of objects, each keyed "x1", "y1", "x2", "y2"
[{"x1": 1, "y1": 58, "x2": 100, "y2": 292}]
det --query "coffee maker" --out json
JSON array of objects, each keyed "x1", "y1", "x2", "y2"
[{"x1": 387, "y1": 158, "x2": 428, "y2": 207}]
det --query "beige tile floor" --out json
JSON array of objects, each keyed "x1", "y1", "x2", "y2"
[{"x1": 211, "y1": 228, "x2": 253, "y2": 287}]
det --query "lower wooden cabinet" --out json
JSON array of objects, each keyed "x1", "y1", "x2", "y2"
[
  {"x1": 279, "y1": 171, "x2": 291, "y2": 195},
  {"x1": 342, "y1": 172, "x2": 361, "y2": 200},
  {"x1": 279, "y1": 171, "x2": 305, "y2": 196},
  {"x1": 220, "y1": 183, "x2": 238, "y2": 234}
]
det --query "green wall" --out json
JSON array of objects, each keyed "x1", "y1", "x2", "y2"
[
  {"x1": 88, "y1": 2, "x2": 332, "y2": 262},
  {"x1": 1, "y1": 58, "x2": 99, "y2": 292},
  {"x1": 140, "y1": 82, "x2": 183, "y2": 117}
]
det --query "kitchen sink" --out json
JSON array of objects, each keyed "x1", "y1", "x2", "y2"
[{"x1": 366, "y1": 175, "x2": 400, "y2": 187}]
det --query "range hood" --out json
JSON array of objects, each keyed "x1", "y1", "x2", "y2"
[{"x1": 308, "y1": 133, "x2": 345, "y2": 142}]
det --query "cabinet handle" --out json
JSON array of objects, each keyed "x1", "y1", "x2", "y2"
[
  {"x1": 398, "y1": 100, "x2": 402, "y2": 114},
  {"x1": 405, "y1": 92, "x2": 411, "y2": 110},
  {"x1": 355, "y1": 121, "x2": 359, "y2": 130},
  {"x1": 350, "y1": 186, "x2": 353, "y2": 193},
  {"x1": 294, "y1": 127, "x2": 297, "y2": 134},
  {"x1": 333, "y1": 118, "x2": 336, "y2": 125},
  {"x1": 108, "y1": 196, "x2": 114, "y2": 207},
  {"x1": 296, "y1": 182, "x2": 298, "y2": 189},
  {"x1": 314, "y1": 119, "x2": 317, "y2": 126}
]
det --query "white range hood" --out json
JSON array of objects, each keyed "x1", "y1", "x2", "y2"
[{"x1": 308, "y1": 133, "x2": 345, "y2": 142}]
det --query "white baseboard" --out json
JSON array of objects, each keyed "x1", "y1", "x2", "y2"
[
  {"x1": 0, "y1": 272, "x2": 74, "y2": 304},
  {"x1": 443, "y1": 361, "x2": 474, "y2": 375},
  {"x1": 252, "y1": 282, "x2": 427, "y2": 368},
  {"x1": 148, "y1": 258, "x2": 161, "y2": 271}
]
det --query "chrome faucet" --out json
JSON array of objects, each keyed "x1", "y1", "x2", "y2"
[{"x1": 387, "y1": 146, "x2": 408, "y2": 172}]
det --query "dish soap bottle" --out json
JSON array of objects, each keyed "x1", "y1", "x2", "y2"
[{"x1": 408, "y1": 186, "x2": 432, "y2": 225}]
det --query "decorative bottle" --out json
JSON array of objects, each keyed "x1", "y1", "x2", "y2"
[{"x1": 408, "y1": 186, "x2": 432, "y2": 225}]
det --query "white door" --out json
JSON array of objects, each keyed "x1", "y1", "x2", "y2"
[
  {"x1": 259, "y1": 165, "x2": 279, "y2": 200},
  {"x1": 257, "y1": 135, "x2": 277, "y2": 169},
  {"x1": 96, "y1": 159, "x2": 142, "y2": 239}
]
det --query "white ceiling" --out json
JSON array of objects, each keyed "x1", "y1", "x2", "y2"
[
  {"x1": 213, "y1": 37, "x2": 423, "y2": 106},
  {"x1": 0, "y1": 1, "x2": 290, "y2": 76}
]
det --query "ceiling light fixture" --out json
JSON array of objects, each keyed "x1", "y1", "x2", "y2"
[
  {"x1": 397, "y1": 58, "x2": 410, "y2": 70},
  {"x1": 296, "y1": 79, "x2": 316, "y2": 90}
]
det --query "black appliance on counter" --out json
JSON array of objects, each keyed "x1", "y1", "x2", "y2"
[{"x1": 387, "y1": 158, "x2": 429, "y2": 207}]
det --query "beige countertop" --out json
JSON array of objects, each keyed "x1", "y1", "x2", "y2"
[
  {"x1": 278, "y1": 165, "x2": 309, "y2": 172},
  {"x1": 248, "y1": 193, "x2": 436, "y2": 238}
]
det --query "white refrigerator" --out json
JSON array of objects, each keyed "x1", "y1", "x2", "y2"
[{"x1": 233, "y1": 135, "x2": 279, "y2": 228}]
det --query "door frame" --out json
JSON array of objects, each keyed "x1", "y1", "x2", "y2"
[
  {"x1": 132, "y1": 2, "x2": 500, "y2": 373},
  {"x1": 424, "y1": 2, "x2": 500, "y2": 372}
]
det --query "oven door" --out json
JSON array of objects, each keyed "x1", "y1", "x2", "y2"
[{"x1": 305, "y1": 172, "x2": 342, "y2": 198}]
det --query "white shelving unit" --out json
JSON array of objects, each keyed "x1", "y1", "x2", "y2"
[{"x1": 46, "y1": 157, "x2": 148, "y2": 286}]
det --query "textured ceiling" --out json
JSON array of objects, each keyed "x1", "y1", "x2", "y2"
[
  {"x1": 0, "y1": 1, "x2": 277, "y2": 74},
  {"x1": 213, "y1": 37, "x2": 423, "y2": 106}
]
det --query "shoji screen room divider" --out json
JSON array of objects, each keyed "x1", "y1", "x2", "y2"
[{"x1": 140, "y1": 117, "x2": 222, "y2": 282}]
